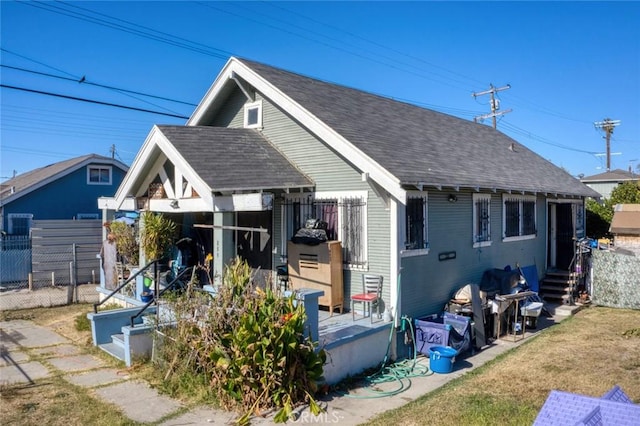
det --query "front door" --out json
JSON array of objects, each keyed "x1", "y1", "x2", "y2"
[
  {"x1": 236, "y1": 211, "x2": 272, "y2": 271},
  {"x1": 548, "y1": 203, "x2": 574, "y2": 270}
]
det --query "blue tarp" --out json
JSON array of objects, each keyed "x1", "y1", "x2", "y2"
[{"x1": 519, "y1": 265, "x2": 539, "y2": 292}]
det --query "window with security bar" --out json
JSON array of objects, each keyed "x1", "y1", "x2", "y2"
[
  {"x1": 473, "y1": 194, "x2": 491, "y2": 247},
  {"x1": 502, "y1": 194, "x2": 536, "y2": 240},
  {"x1": 405, "y1": 195, "x2": 428, "y2": 251},
  {"x1": 8, "y1": 213, "x2": 33, "y2": 236},
  {"x1": 282, "y1": 193, "x2": 367, "y2": 268}
]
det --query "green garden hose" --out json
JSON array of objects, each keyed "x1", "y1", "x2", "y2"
[{"x1": 342, "y1": 272, "x2": 433, "y2": 399}]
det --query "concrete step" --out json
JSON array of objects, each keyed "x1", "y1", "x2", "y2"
[
  {"x1": 112, "y1": 333, "x2": 125, "y2": 348},
  {"x1": 98, "y1": 341, "x2": 126, "y2": 362},
  {"x1": 540, "y1": 284, "x2": 572, "y2": 293},
  {"x1": 542, "y1": 277, "x2": 575, "y2": 285},
  {"x1": 546, "y1": 303, "x2": 584, "y2": 317},
  {"x1": 541, "y1": 293, "x2": 571, "y2": 301}
]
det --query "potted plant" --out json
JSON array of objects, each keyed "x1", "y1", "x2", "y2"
[{"x1": 140, "y1": 211, "x2": 177, "y2": 263}]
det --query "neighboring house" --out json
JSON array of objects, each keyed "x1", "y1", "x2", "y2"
[
  {"x1": 100, "y1": 57, "x2": 598, "y2": 333},
  {"x1": 0, "y1": 154, "x2": 128, "y2": 235},
  {"x1": 580, "y1": 168, "x2": 637, "y2": 199},
  {"x1": 609, "y1": 204, "x2": 640, "y2": 256}
]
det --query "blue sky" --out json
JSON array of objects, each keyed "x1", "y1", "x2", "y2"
[{"x1": 1, "y1": 1, "x2": 639, "y2": 182}]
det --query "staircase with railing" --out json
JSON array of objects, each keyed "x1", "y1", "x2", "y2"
[
  {"x1": 87, "y1": 261, "x2": 195, "y2": 366},
  {"x1": 540, "y1": 239, "x2": 591, "y2": 307}
]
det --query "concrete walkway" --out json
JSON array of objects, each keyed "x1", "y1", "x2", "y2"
[{"x1": 0, "y1": 309, "x2": 575, "y2": 425}]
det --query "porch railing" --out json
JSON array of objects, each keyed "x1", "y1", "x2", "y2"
[
  {"x1": 129, "y1": 265, "x2": 195, "y2": 328},
  {"x1": 93, "y1": 260, "x2": 159, "y2": 313}
]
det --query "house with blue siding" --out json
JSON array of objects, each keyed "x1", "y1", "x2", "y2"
[
  {"x1": 101, "y1": 57, "x2": 599, "y2": 343},
  {"x1": 0, "y1": 154, "x2": 128, "y2": 235}
]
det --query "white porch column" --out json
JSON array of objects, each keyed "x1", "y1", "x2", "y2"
[{"x1": 213, "y1": 212, "x2": 235, "y2": 285}]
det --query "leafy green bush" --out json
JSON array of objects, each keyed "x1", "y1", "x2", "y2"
[
  {"x1": 140, "y1": 211, "x2": 176, "y2": 262},
  {"x1": 155, "y1": 258, "x2": 325, "y2": 423}
]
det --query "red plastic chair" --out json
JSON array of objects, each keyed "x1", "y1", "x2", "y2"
[{"x1": 351, "y1": 274, "x2": 383, "y2": 322}]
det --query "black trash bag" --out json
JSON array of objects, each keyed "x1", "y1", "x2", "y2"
[{"x1": 291, "y1": 228, "x2": 327, "y2": 245}]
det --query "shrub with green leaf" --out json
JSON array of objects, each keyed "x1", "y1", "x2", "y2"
[
  {"x1": 155, "y1": 258, "x2": 325, "y2": 423},
  {"x1": 586, "y1": 180, "x2": 640, "y2": 238},
  {"x1": 109, "y1": 220, "x2": 139, "y2": 266},
  {"x1": 140, "y1": 211, "x2": 177, "y2": 261}
]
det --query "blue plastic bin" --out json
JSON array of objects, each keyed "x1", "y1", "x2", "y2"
[{"x1": 429, "y1": 345, "x2": 457, "y2": 374}]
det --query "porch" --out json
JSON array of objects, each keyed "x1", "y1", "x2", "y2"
[{"x1": 88, "y1": 276, "x2": 394, "y2": 385}]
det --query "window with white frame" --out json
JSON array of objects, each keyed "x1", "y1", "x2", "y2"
[
  {"x1": 87, "y1": 166, "x2": 112, "y2": 185},
  {"x1": 8, "y1": 213, "x2": 33, "y2": 235},
  {"x1": 282, "y1": 192, "x2": 367, "y2": 268},
  {"x1": 473, "y1": 194, "x2": 491, "y2": 247},
  {"x1": 503, "y1": 194, "x2": 536, "y2": 240},
  {"x1": 243, "y1": 100, "x2": 262, "y2": 128},
  {"x1": 404, "y1": 194, "x2": 428, "y2": 252}
]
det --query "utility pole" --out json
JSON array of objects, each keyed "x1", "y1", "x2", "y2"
[
  {"x1": 110, "y1": 144, "x2": 116, "y2": 159},
  {"x1": 594, "y1": 118, "x2": 621, "y2": 171},
  {"x1": 472, "y1": 84, "x2": 512, "y2": 129}
]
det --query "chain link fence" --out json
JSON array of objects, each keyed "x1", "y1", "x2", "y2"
[{"x1": 0, "y1": 220, "x2": 101, "y2": 310}]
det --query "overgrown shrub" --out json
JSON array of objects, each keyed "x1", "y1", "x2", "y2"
[
  {"x1": 109, "y1": 221, "x2": 139, "y2": 265},
  {"x1": 155, "y1": 258, "x2": 325, "y2": 423}
]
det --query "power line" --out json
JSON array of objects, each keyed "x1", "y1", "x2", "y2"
[
  {"x1": 1, "y1": 63, "x2": 197, "y2": 106},
  {"x1": 1, "y1": 49, "x2": 187, "y2": 116},
  {"x1": 499, "y1": 121, "x2": 599, "y2": 155},
  {"x1": 0, "y1": 84, "x2": 190, "y2": 119},
  {"x1": 3, "y1": 103, "x2": 158, "y2": 125},
  {"x1": 20, "y1": 1, "x2": 232, "y2": 60},
  {"x1": 197, "y1": 1, "x2": 477, "y2": 93},
  {"x1": 262, "y1": 1, "x2": 486, "y2": 88}
]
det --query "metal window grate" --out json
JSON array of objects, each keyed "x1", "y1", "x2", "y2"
[
  {"x1": 522, "y1": 201, "x2": 536, "y2": 235},
  {"x1": 406, "y1": 197, "x2": 426, "y2": 249},
  {"x1": 505, "y1": 199, "x2": 520, "y2": 237},
  {"x1": 283, "y1": 196, "x2": 366, "y2": 267},
  {"x1": 504, "y1": 197, "x2": 536, "y2": 237},
  {"x1": 475, "y1": 197, "x2": 491, "y2": 242}
]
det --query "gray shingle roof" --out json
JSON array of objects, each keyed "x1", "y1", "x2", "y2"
[
  {"x1": 156, "y1": 126, "x2": 313, "y2": 192},
  {"x1": 0, "y1": 154, "x2": 127, "y2": 203},
  {"x1": 581, "y1": 168, "x2": 638, "y2": 182},
  {"x1": 238, "y1": 58, "x2": 599, "y2": 198}
]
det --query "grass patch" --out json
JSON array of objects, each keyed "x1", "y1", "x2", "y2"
[
  {"x1": 74, "y1": 313, "x2": 91, "y2": 332},
  {"x1": 366, "y1": 306, "x2": 640, "y2": 425}
]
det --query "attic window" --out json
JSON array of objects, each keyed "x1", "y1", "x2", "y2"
[
  {"x1": 87, "y1": 166, "x2": 112, "y2": 185},
  {"x1": 244, "y1": 100, "x2": 262, "y2": 129}
]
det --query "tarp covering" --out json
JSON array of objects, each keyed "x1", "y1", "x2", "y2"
[{"x1": 479, "y1": 269, "x2": 520, "y2": 296}]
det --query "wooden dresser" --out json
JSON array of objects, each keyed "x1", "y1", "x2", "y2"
[{"x1": 287, "y1": 241, "x2": 343, "y2": 315}]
